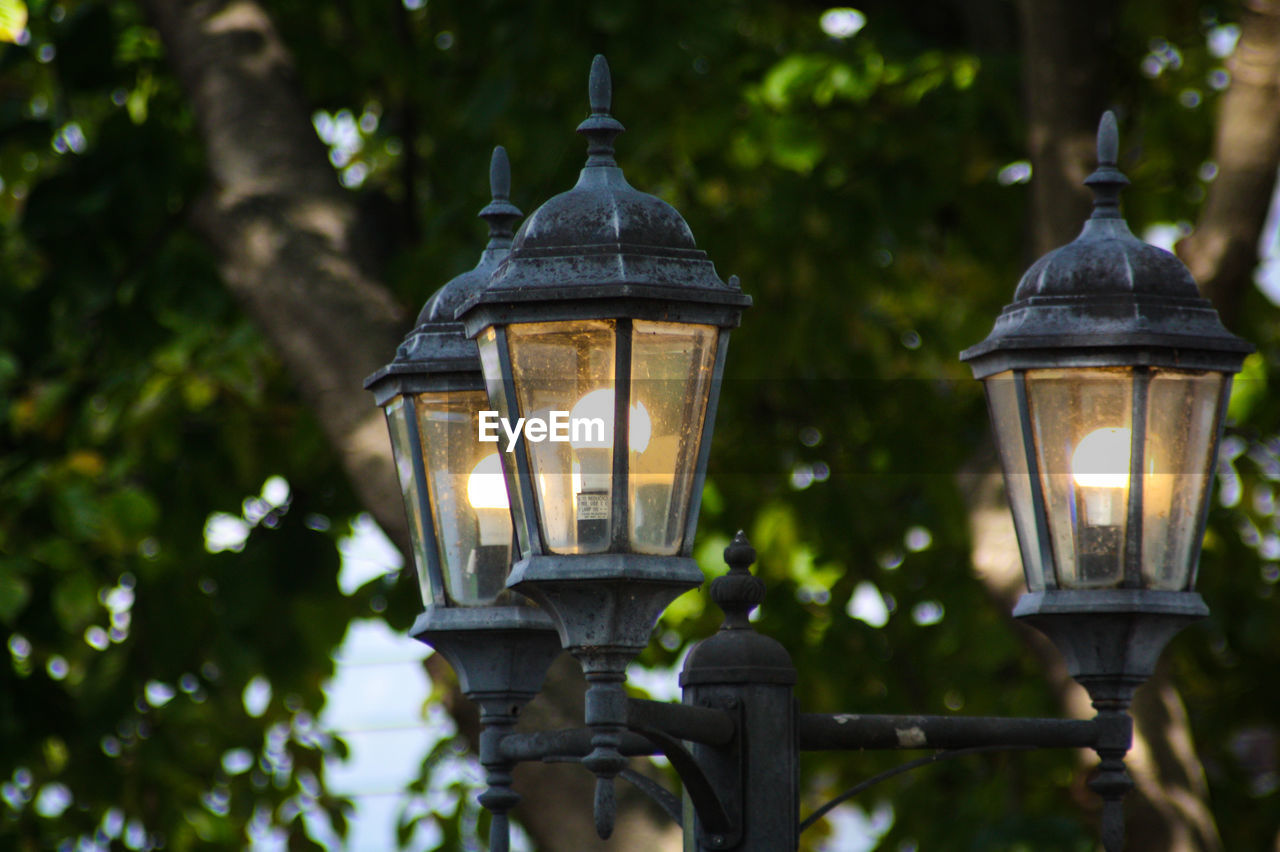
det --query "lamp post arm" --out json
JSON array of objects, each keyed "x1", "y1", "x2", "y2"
[
  {"x1": 796, "y1": 712, "x2": 1098, "y2": 751},
  {"x1": 625, "y1": 721, "x2": 738, "y2": 842},
  {"x1": 625, "y1": 697, "x2": 736, "y2": 747},
  {"x1": 497, "y1": 728, "x2": 659, "y2": 763}
]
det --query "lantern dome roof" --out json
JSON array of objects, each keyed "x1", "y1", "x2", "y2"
[
  {"x1": 511, "y1": 166, "x2": 697, "y2": 253},
  {"x1": 457, "y1": 55, "x2": 749, "y2": 335},
  {"x1": 961, "y1": 112, "x2": 1251, "y2": 377},
  {"x1": 364, "y1": 147, "x2": 522, "y2": 402},
  {"x1": 509, "y1": 54, "x2": 696, "y2": 254}
]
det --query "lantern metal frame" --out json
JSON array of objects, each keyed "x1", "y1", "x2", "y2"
[{"x1": 370, "y1": 65, "x2": 1251, "y2": 852}]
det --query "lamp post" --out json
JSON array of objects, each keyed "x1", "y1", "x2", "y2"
[{"x1": 369, "y1": 59, "x2": 1250, "y2": 852}]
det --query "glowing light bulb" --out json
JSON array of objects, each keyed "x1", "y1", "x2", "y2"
[
  {"x1": 568, "y1": 388, "x2": 651, "y2": 453},
  {"x1": 1071, "y1": 427, "x2": 1131, "y2": 489},
  {"x1": 467, "y1": 453, "x2": 511, "y2": 546},
  {"x1": 467, "y1": 453, "x2": 509, "y2": 509}
]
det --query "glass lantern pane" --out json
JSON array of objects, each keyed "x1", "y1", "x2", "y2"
[
  {"x1": 383, "y1": 396, "x2": 436, "y2": 608},
  {"x1": 506, "y1": 320, "x2": 617, "y2": 554},
  {"x1": 417, "y1": 390, "x2": 513, "y2": 606},
  {"x1": 1026, "y1": 368, "x2": 1134, "y2": 589},
  {"x1": 629, "y1": 321, "x2": 717, "y2": 555},
  {"x1": 982, "y1": 371, "x2": 1045, "y2": 591},
  {"x1": 1142, "y1": 370, "x2": 1224, "y2": 590},
  {"x1": 478, "y1": 328, "x2": 532, "y2": 558}
]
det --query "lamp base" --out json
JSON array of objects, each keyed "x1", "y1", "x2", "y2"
[
  {"x1": 1013, "y1": 588, "x2": 1208, "y2": 708},
  {"x1": 1014, "y1": 588, "x2": 1208, "y2": 852},
  {"x1": 411, "y1": 605, "x2": 563, "y2": 702},
  {"x1": 411, "y1": 605, "x2": 563, "y2": 852},
  {"x1": 506, "y1": 553, "x2": 703, "y2": 651},
  {"x1": 506, "y1": 553, "x2": 704, "y2": 838}
]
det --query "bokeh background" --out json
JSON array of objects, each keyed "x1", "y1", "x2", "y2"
[{"x1": 2, "y1": 0, "x2": 1279, "y2": 849}]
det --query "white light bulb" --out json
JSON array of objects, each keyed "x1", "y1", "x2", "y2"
[
  {"x1": 467, "y1": 453, "x2": 509, "y2": 509},
  {"x1": 568, "y1": 388, "x2": 651, "y2": 453},
  {"x1": 1071, "y1": 427, "x2": 1132, "y2": 529},
  {"x1": 1071, "y1": 427, "x2": 1132, "y2": 489}
]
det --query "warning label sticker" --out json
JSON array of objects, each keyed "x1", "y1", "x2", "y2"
[{"x1": 577, "y1": 492, "x2": 609, "y2": 521}]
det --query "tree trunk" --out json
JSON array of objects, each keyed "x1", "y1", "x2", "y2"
[
  {"x1": 1178, "y1": 0, "x2": 1280, "y2": 331},
  {"x1": 140, "y1": 2, "x2": 678, "y2": 849},
  {"x1": 1015, "y1": 0, "x2": 1123, "y2": 259},
  {"x1": 140, "y1": 0, "x2": 411, "y2": 552}
]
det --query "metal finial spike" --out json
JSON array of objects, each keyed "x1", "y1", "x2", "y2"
[
  {"x1": 478, "y1": 145, "x2": 522, "y2": 244},
  {"x1": 489, "y1": 146, "x2": 511, "y2": 201},
  {"x1": 1097, "y1": 111, "x2": 1119, "y2": 167},
  {"x1": 1083, "y1": 110, "x2": 1129, "y2": 220},
  {"x1": 577, "y1": 55, "x2": 625, "y2": 166},
  {"x1": 593, "y1": 777, "x2": 616, "y2": 839},
  {"x1": 724, "y1": 530, "x2": 756, "y2": 570},
  {"x1": 589, "y1": 54, "x2": 611, "y2": 115},
  {"x1": 713, "y1": 530, "x2": 765, "y2": 630}
]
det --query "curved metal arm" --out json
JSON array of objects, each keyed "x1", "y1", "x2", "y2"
[
  {"x1": 799, "y1": 745, "x2": 1034, "y2": 834},
  {"x1": 492, "y1": 699, "x2": 737, "y2": 839},
  {"x1": 493, "y1": 724, "x2": 698, "y2": 831},
  {"x1": 628, "y1": 722, "x2": 736, "y2": 840},
  {"x1": 623, "y1": 697, "x2": 738, "y2": 843},
  {"x1": 618, "y1": 767, "x2": 683, "y2": 827},
  {"x1": 537, "y1": 756, "x2": 685, "y2": 827}
]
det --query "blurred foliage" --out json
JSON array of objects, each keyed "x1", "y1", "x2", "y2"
[{"x1": 1, "y1": 0, "x2": 1277, "y2": 849}]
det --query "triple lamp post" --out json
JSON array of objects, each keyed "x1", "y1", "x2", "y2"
[{"x1": 364, "y1": 56, "x2": 1252, "y2": 851}]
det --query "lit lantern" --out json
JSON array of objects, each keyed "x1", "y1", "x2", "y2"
[
  {"x1": 367, "y1": 149, "x2": 564, "y2": 844},
  {"x1": 457, "y1": 57, "x2": 749, "y2": 601},
  {"x1": 456, "y1": 57, "x2": 750, "y2": 837},
  {"x1": 962, "y1": 113, "x2": 1252, "y2": 595},
  {"x1": 365, "y1": 147, "x2": 524, "y2": 610},
  {"x1": 962, "y1": 116, "x2": 1253, "y2": 846}
]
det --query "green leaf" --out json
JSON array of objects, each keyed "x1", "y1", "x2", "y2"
[
  {"x1": 1228, "y1": 352, "x2": 1266, "y2": 422},
  {"x1": 103, "y1": 487, "x2": 159, "y2": 546},
  {"x1": 0, "y1": 566, "x2": 31, "y2": 623},
  {"x1": 51, "y1": 569, "x2": 98, "y2": 632},
  {"x1": 0, "y1": 0, "x2": 26, "y2": 44}
]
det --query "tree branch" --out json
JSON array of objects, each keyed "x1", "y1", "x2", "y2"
[{"x1": 142, "y1": 0, "x2": 411, "y2": 553}]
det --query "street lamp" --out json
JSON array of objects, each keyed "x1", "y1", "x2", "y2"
[
  {"x1": 370, "y1": 60, "x2": 1250, "y2": 852},
  {"x1": 960, "y1": 111, "x2": 1253, "y2": 847},
  {"x1": 456, "y1": 54, "x2": 750, "y2": 837}
]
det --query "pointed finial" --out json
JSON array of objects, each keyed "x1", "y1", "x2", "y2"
[
  {"x1": 1097, "y1": 111, "x2": 1119, "y2": 166},
  {"x1": 589, "y1": 54, "x2": 611, "y2": 114},
  {"x1": 478, "y1": 145, "x2": 522, "y2": 246},
  {"x1": 711, "y1": 531, "x2": 766, "y2": 630},
  {"x1": 489, "y1": 145, "x2": 511, "y2": 200},
  {"x1": 576, "y1": 54, "x2": 625, "y2": 167},
  {"x1": 1083, "y1": 110, "x2": 1130, "y2": 220}
]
